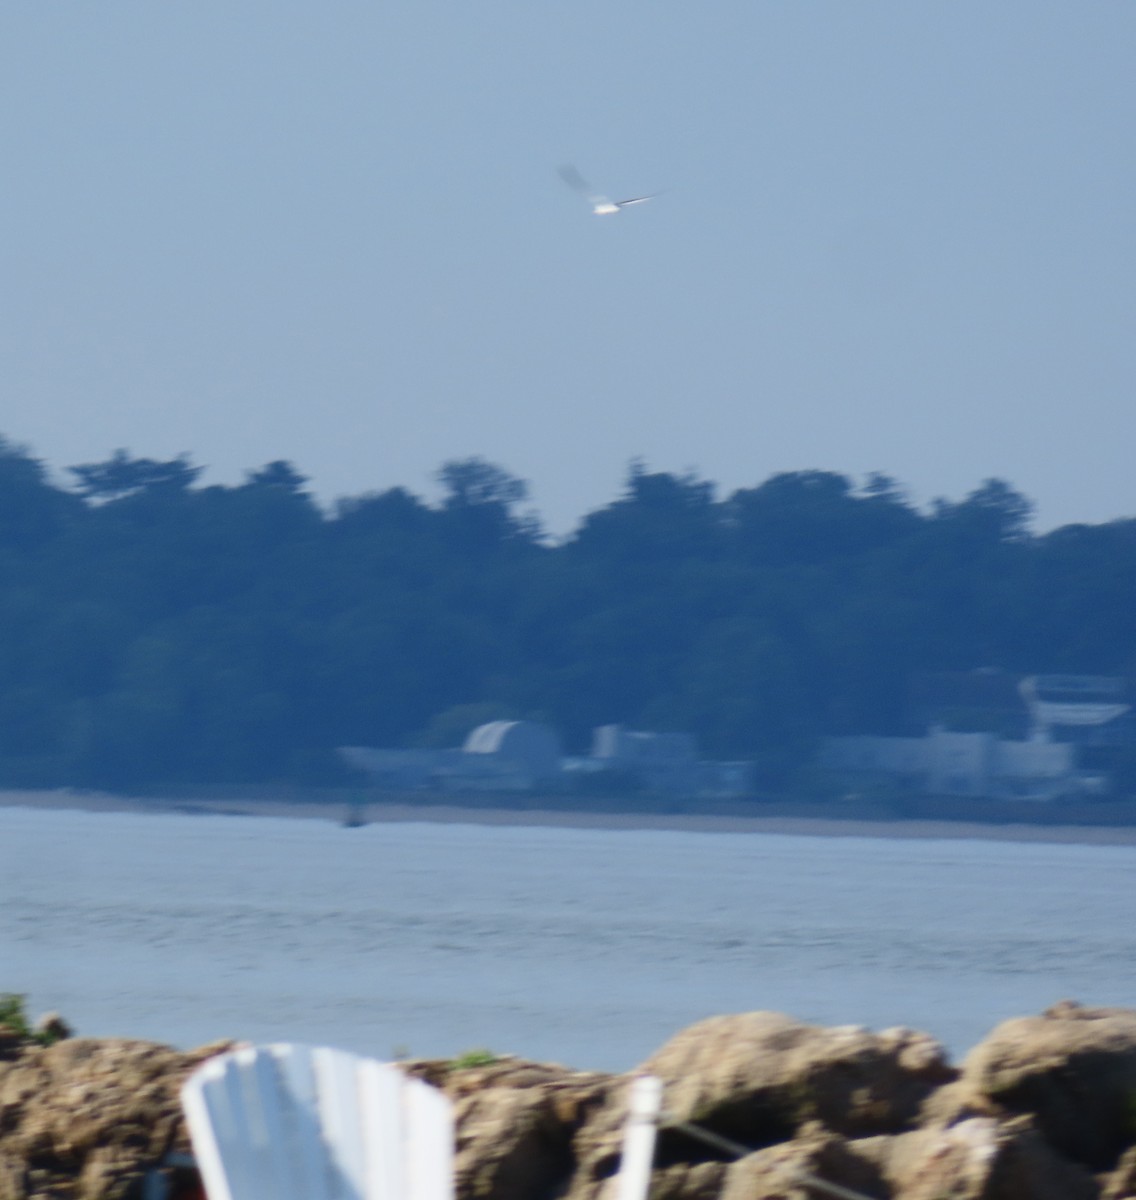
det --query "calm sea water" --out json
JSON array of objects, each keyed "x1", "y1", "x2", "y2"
[{"x1": 2, "y1": 804, "x2": 1135, "y2": 1071}]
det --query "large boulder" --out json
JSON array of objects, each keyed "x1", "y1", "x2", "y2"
[
  {"x1": 0, "y1": 1036, "x2": 234, "y2": 1200},
  {"x1": 719, "y1": 1124, "x2": 885, "y2": 1200},
  {"x1": 568, "y1": 1012, "x2": 954, "y2": 1200},
  {"x1": 958, "y1": 1001, "x2": 1136, "y2": 1169},
  {"x1": 408, "y1": 1056, "x2": 612, "y2": 1200},
  {"x1": 855, "y1": 1117, "x2": 1097, "y2": 1200}
]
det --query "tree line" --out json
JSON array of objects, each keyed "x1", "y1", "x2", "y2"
[{"x1": 0, "y1": 435, "x2": 1133, "y2": 793}]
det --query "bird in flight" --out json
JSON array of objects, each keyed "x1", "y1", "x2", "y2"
[{"x1": 558, "y1": 165, "x2": 662, "y2": 216}]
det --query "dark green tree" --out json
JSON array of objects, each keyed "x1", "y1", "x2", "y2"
[{"x1": 68, "y1": 449, "x2": 203, "y2": 500}]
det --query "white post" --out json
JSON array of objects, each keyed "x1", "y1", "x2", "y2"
[{"x1": 615, "y1": 1076, "x2": 663, "y2": 1200}]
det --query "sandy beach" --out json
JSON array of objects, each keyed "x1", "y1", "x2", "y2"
[{"x1": 4, "y1": 786, "x2": 1136, "y2": 846}]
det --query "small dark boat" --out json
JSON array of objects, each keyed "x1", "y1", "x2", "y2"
[{"x1": 342, "y1": 795, "x2": 367, "y2": 828}]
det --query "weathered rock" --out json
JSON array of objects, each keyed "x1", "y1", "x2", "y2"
[
  {"x1": 648, "y1": 1013, "x2": 954, "y2": 1139},
  {"x1": 719, "y1": 1125, "x2": 886, "y2": 1200},
  {"x1": 628, "y1": 1162, "x2": 725, "y2": 1200},
  {"x1": 10, "y1": 1005, "x2": 1136, "y2": 1200},
  {"x1": 419, "y1": 1056, "x2": 611, "y2": 1113},
  {"x1": 453, "y1": 1087, "x2": 576, "y2": 1200},
  {"x1": 76, "y1": 1146, "x2": 149, "y2": 1200},
  {"x1": 1102, "y1": 1145, "x2": 1136, "y2": 1200},
  {"x1": 408, "y1": 1056, "x2": 613, "y2": 1200},
  {"x1": 855, "y1": 1117, "x2": 1098, "y2": 1200},
  {"x1": 568, "y1": 1014, "x2": 953, "y2": 1200},
  {"x1": 591, "y1": 1013, "x2": 953, "y2": 1171},
  {"x1": 959, "y1": 1001, "x2": 1136, "y2": 1169},
  {"x1": 0, "y1": 1031, "x2": 28, "y2": 1065},
  {"x1": 32, "y1": 1015, "x2": 73, "y2": 1045},
  {"x1": 0, "y1": 1036, "x2": 235, "y2": 1200},
  {"x1": 0, "y1": 1152, "x2": 26, "y2": 1200},
  {"x1": 916, "y1": 1078, "x2": 1000, "y2": 1128}
]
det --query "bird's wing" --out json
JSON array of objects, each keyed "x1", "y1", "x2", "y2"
[
  {"x1": 557, "y1": 164, "x2": 592, "y2": 194},
  {"x1": 558, "y1": 164, "x2": 609, "y2": 206}
]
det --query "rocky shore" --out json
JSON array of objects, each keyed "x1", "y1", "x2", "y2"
[{"x1": 3, "y1": 1001, "x2": 1136, "y2": 1200}]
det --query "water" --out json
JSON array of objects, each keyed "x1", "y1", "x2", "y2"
[{"x1": 2, "y1": 804, "x2": 1135, "y2": 1071}]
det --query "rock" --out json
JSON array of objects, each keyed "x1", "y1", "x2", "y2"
[
  {"x1": 627, "y1": 1161, "x2": 725, "y2": 1200},
  {"x1": 568, "y1": 1014, "x2": 953, "y2": 1200},
  {"x1": 1102, "y1": 1145, "x2": 1136, "y2": 1200},
  {"x1": 8, "y1": 1006, "x2": 1136, "y2": 1200},
  {"x1": 719, "y1": 1125, "x2": 885, "y2": 1200},
  {"x1": 646, "y1": 1014, "x2": 954, "y2": 1140},
  {"x1": 959, "y1": 1001, "x2": 1136, "y2": 1169},
  {"x1": 0, "y1": 1152, "x2": 27, "y2": 1200},
  {"x1": 0, "y1": 1036, "x2": 236, "y2": 1200},
  {"x1": 0, "y1": 1030, "x2": 26, "y2": 1064},
  {"x1": 593, "y1": 1013, "x2": 953, "y2": 1165},
  {"x1": 860, "y1": 1117, "x2": 1097, "y2": 1200},
  {"x1": 32, "y1": 1015, "x2": 72, "y2": 1045},
  {"x1": 77, "y1": 1146, "x2": 148, "y2": 1200},
  {"x1": 453, "y1": 1087, "x2": 575, "y2": 1200},
  {"x1": 916, "y1": 1078, "x2": 1000, "y2": 1128},
  {"x1": 410, "y1": 1056, "x2": 613, "y2": 1200}
]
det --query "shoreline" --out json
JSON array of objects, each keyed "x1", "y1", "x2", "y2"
[{"x1": 4, "y1": 786, "x2": 1136, "y2": 846}]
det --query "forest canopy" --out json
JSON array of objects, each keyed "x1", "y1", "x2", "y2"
[{"x1": 0, "y1": 436, "x2": 1133, "y2": 791}]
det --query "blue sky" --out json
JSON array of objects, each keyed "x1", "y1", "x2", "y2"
[{"x1": 3, "y1": 2, "x2": 1133, "y2": 534}]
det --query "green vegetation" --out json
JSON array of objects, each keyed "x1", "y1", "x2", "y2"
[
  {"x1": 449, "y1": 1048, "x2": 500, "y2": 1069},
  {"x1": 0, "y1": 435, "x2": 1133, "y2": 794},
  {"x1": 0, "y1": 993, "x2": 31, "y2": 1035},
  {"x1": 0, "y1": 993, "x2": 64, "y2": 1045}
]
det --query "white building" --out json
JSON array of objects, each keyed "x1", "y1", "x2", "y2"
[
  {"x1": 820, "y1": 727, "x2": 1080, "y2": 801},
  {"x1": 589, "y1": 724, "x2": 754, "y2": 797},
  {"x1": 340, "y1": 719, "x2": 563, "y2": 793},
  {"x1": 1019, "y1": 675, "x2": 1131, "y2": 744},
  {"x1": 822, "y1": 673, "x2": 1132, "y2": 801},
  {"x1": 455, "y1": 720, "x2": 564, "y2": 790}
]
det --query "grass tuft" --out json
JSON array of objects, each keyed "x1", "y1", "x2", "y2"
[{"x1": 449, "y1": 1047, "x2": 500, "y2": 1069}]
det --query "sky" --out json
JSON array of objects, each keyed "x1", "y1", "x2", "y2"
[{"x1": 2, "y1": 2, "x2": 1134, "y2": 536}]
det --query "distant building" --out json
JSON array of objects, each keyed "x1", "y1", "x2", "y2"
[
  {"x1": 590, "y1": 724, "x2": 701, "y2": 792},
  {"x1": 1019, "y1": 675, "x2": 1133, "y2": 746},
  {"x1": 824, "y1": 672, "x2": 1133, "y2": 801},
  {"x1": 341, "y1": 719, "x2": 754, "y2": 799},
  {"x1": 340, "y1": 719, "x2": 563, "y2": 793},
  {"x1": 819, "y1": 728, "x2": 1082, "y2": 801},
  {"x1": 588, "y1": 724, "x2": 754, "y2": 797},
  {"x1": 451, "y1": 720, "x2": 564, "y2": 790},
  {"x1": 910, "y1": 670, "x2": 1133, "y2": 746},
  {"x1": 910, "y1": 669, "x2": 1029, "y2": 738}
]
